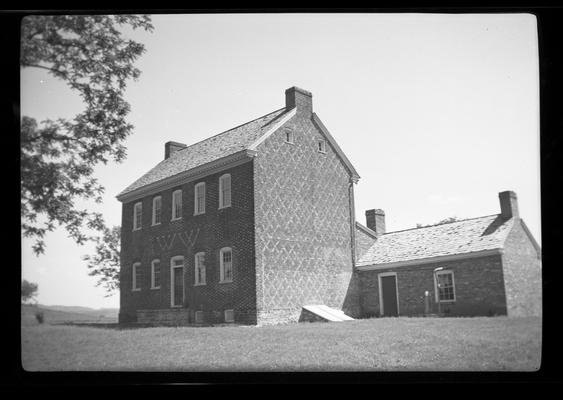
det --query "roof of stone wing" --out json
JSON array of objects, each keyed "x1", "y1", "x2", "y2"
[
  {"x1": 117, "y1": 107, "x2": 288, "y2": 197},
  {"x1": 356, "y1": 214, "x2": 515, "y2": 266}
]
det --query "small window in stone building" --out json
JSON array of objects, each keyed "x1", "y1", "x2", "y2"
[
  {"x1": 318, "y1": 139, "x2": 326, "y2": 153},
  {"x1": 172, "y1": 189, "x2": 182, "y2": 220},
  {"x1": 219, "y1": 174, "x2": 231, "y2": 209},
  {"x1": 132, "y1": 262, "x2": 141, "y2": 291},
  {"x1": 219, "y1": 247, "x2": 233, "y2": 283},
  {"x1": 194, "y1": 252, "x2": 206, "y2": 285},
  {"x1": 224, "y1": 309, "x2": 234, "y2": 323},
  {"x1": 152, "y1": 196, "x2": 162, "y2": 225},
  {"x1": 435, "y1": 270, "x2": 456, "y2": 302},
  {"x1": 151, "y1": 259, "x2": 161, "y2": 289},
  {"x1": 133, "y1": 202, "x2": 142, "y2": 230},
  {"x1": 194, "y1": 182, "x2": 206, "y2": 215},
  {"x1": 285, "y1": 129, "x2": 294, "y2": 144}
]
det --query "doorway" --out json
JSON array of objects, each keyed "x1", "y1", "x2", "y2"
[{"x1": 378, "y1": 272, "x2": 399, "y2": 317}]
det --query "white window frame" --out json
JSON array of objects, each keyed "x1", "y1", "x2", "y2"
[
  {"x1": 218, "y1": 174, "x2": 231, "y2": 209},
  {"x1": 318, "y1": 139, "x2": 326, "y2": 153},
  {"x1": 377, "y1": 271, "x2": 399, "y2": 316},
  {"x1": 171, "y1": 189, "x2": 182, "y2": 221},
  {"x1": 224, "y1": 309, "x2": 235, "y2": 323},
  {"x1": 152, "y1": 196, "x2": 162, "y2": 226},
  {"x1": 194, "y1": 182, "x2": 206, "y2": 215},
  {"x1": 219, "y1": 247, "x2": 233, "y2": 283},
  {"x1": 170, "y1": 256, "x2": 185, "y2": 308},
  {"x1": 150, "y1": 259, "x2": 161, "y2": 289},
  {"x1": 194, "y1": 252, "x2": 206, "y2": 286},
  {"x1": 284, "y1": 129, "x2": 294, "y2": 144},
  {"x1": 132, "y1": 262, "x2": 141, "y2": 291},
  {"x1": 133, "y1": 202, "x2": 142, "y2": 231},
  {"x1": 434, "y1": 270, "x2": 456, "y2": 303}
]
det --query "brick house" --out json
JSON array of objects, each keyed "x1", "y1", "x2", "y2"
[
  {"x1": 116, "y1": 86, "x2": 541, "y2": 325},
  {"x1": 355, "y1": 191, "x2": 542, "y2": 318}
]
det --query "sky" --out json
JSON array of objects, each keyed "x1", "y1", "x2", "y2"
[{"x1": 21, "y1": 13, "x2": 541, "y2": 309}]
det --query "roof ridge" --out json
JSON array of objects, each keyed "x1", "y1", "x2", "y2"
[
  {"x1": 169, "y1": 107, "x2": 286, "y2": 157},
  {"x1": 383, "y1": 213, "x2": 500, "y2": 235}
]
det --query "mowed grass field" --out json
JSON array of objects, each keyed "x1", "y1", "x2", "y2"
[{"x1": 21, "y1": 316, "x2": 541, "y2": 371}]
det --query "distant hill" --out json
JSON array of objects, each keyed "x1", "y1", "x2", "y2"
[{"x1": 21, "y1": 304, "x2": 119, "y2": 326}]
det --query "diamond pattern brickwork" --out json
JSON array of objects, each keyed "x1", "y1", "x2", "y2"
[{"x1": 253, "y1": 113, "x2": 356, "y2": 324}]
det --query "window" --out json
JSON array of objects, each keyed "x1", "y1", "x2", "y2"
[
  {"x1": 318, "y1": 139, "x2": 326, "y2": 153},
  {"x1": 219, "y1": 174, "x2": 231, "y2": 209},
  {"x1": 133, "y1": 202, "x2": 142, "y2": 230},
  {"x1": 152, "y1": 196, "x2": 162, "y2": 225},
  {"x1": 195, "y1": 310, "x2": 204, "y2": 323},
  {"x1": 151, "y1": 259, "x2": 161, "y2": 289},
  {"x1": 194, "y1": 182, "x2": 206, "y2": 215},
  {"x1": 194, "y1": 252, "x2": 206, "y2": 285},
  {"x1": 219, "y1": 247, "x2": 233, "y2": 283},
  {"x1": 172, "y1": 189, "x2": 182, "y2": 220},
  {"x1": 285, "y1": 129, "x2": 294, "y2": 144},
  {"x1": 224, "y1": 309, "x2": 234, "y2": 323},
  {"x1": 435, "y1": 270, "x2": 456, "y2": 302},
  {"x1": 132, "y1": 262, "x2": 141, "y2": 291}
]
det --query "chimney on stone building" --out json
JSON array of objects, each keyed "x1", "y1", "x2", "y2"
[
  {"x1": 285, "y1": 86, "x2": 313, "y2": 116},
  {"x1": 164, "y1": 141, "x2": 187, "y2": 159},
  {"x1": 366, "y1": 209, "x2": 386, "y2": 236},
  {"x1": 499, "y1": 190, "x2": 519, "y2": 219}
]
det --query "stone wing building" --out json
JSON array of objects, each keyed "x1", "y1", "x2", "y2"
[{"x1": 116, "y1": 86, "x2": 541, "y2": 325}]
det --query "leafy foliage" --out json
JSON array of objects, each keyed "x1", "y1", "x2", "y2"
[
  {"x1": 416, "y1": 216, "x2": 460, "y2": 228},
  {"x1": 22, "y1": 279, "x2": 39, "y2": 304},
  {"x1": 21, "y1": 15, "x2": 153, "y2": 255},
  {"x1": 83, "y1": 225, "x2": 121, "y2": 295}
]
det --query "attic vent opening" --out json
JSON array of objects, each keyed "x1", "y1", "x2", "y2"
[
  {"x1": 318, "y1": 139, "x2": 326, "y2": 153},
  {"x1": 285, "y1": 129, "x2": 294, "y2": 144}
]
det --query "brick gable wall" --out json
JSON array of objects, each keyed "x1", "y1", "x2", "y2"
[
  {"x1": 501, "y1": 219, "x2": 542, "y2": 316},
  {"x1": 119, "y1": 161, "x2": 257, "y2": 324},
  {"x1": 253, "y1": 115, "x2": 356, "y2": 325},
  {"x1": 358, "y1": 255, "x2": 508, "y2": 317}
]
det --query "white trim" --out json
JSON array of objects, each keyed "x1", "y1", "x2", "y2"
[
  {"x1": 194, "y1": 182, "x2": 206, "y2": 215},
  {"x1": 247, "y1": 108, "x2": 297, "y2": 151},
  {"x1": 132, "y1": 262, "x2": 141, "y2": 291},
  {"x1": 171, "y1": 189, "x2": 182, "y2": 221},
  {"x1": 434, "y1": 269, "x2": 456, "y2": 303},
  {"x1": 378, "y1": 272, "x2": 399, "y2": 316},
  {"x1": 218, "y1": 174, "x2": 231, "y2": 209},
  {"x1": 219, "y1": 247, "x2": 233, "y2": 283},
  {"x1": 152, "y1": 196, "x2": 162, "y2": 226},
  {"x1": 150, "y1": 259, "x2": 161, "y2": 289},
  {"x1": 194, "y1": 252, "x2": 206, "y2": 286},
  {"x1": 116, "y1": 151, "x2": 252, "y2": 203},
  {"x1": 170, "y1": 256, "x2": 185, "y2": 308},
  {"x1": 133, "y1": 202, "x2": 142, "y2": 231},
  {"x1": 311, "y1": 113, "x2": 360, "y2": 182},
  {"x1": 356, "y1": 248, "x2": 503, "y2": 271}
]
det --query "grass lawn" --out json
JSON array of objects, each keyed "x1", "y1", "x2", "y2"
[{"x1": 21, "y1": 316, "x2": 541, "y2": 372}]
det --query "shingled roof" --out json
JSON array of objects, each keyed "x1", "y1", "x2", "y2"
[
  {"x1": 356, "y1": 214, "x2": 515, "y2": 267},
  {"x1": 117, "y1": 107, "x2": 289, "y2": 198}
]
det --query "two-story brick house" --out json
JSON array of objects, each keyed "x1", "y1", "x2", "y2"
[
  {"x1": 117, "y1": 86, "x2": 541, "y2": 325},
  {"x1": 116, "y1": 87, "x2": 360, "y2": 325}
]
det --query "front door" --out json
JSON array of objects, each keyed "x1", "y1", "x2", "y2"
[
  {"x1": 171, "y1": 257, "x2": 185, "y2": 308},
  {"x1": 379, "y1": 273, "x2": 399, "y2": 317}
]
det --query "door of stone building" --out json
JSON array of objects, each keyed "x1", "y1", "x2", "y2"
[
  {"x1": 171, "y1": 256, "x2": 185, "y2": 308},
  {"x1": 378, "y1": 272, "x2": 399, "y2": 317}
]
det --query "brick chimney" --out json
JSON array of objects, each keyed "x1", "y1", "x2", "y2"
[
  {"x1": 285, "y1": 86, "x2": 313, "y2": 116},
  {"x1": 499, "y1": 190, "x2": 519, "y2": 219},
  {"x1": 165, "y1": 141, "x2": 187, "y2": 159},
  {"x1": 365, "y1": 209, "x2": 386, "y2": 236}
]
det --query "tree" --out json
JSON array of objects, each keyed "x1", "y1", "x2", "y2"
[
  {"x1": 83, "y1": 225, "x2": 121, "y2": 295},
  {"x1": 416, "y1": 216, "x2": 460, "y2": 228},
  {"x1": 22, "y1": 279, "x2": 39, "y2": 304},
  {"x1": 21, "y1": 15, "x2": 153, "y2": 255}
]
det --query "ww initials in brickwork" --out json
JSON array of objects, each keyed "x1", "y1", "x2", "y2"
[{"x1": 153, "y1": 228, "x2": 201, "y2": 252}]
